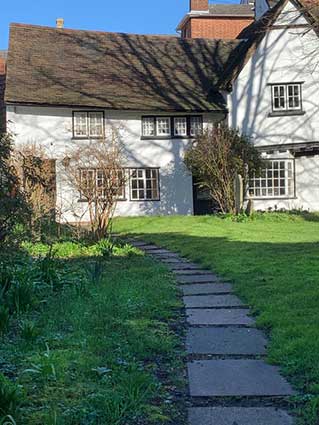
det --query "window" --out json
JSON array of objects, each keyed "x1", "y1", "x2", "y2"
[
  {"x1": 174, "y1": 117, "x2": 187, "y2": 136},
  {"x1": 73, "y1": 111, "x2": 104, "y2": 138},
  {"x1": 79, "y1": 168, "x2": 125, "y2": 200},
  {"x1": 130, "y1": 168, "x2": 159, "y2": 201},
  {"x1": 271, "y1": 84, "x2": 302, "y2": 112},
  {"x1": 156, "y1": 117, "x2": 171, "y2": 136},
  {"x1": 142, "y1": 117, "x2": 155, "y2": 137},
  {"x1": 190, "y1": 116, "x2": 203, "y2": 136},
  {"x1": 249, "y1": 160, "x2": 294, "y2": 198},
  {"x1": 141, "y1": 116, "x2": 203, "y2": 138}
]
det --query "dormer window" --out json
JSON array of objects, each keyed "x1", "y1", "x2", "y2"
[{"x1": 270, "y1": 83, "x2": 303, "y2": 115}]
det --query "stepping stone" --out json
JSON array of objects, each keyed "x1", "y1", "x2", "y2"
[
  {"x1": 141, "y1": 244, "x2": 162, "y2": 250},
  {"x1": 152, "y1": 252, "x2": 181, "y2": 258},
  {"x1": 161, "y1": 258, "x2": 187, "y2": 264},
  {"x1": 184, "y1": 294, "x2": 244, "y2": 308},
  {"x1": 186, "y1": 327, "x2": 267, "y2": 355},
  {"x1": 129, "y1": 241, "x2": 148, "y2": 247},
  {"x1": 187, "y1": 308, "x2": 254, "y2": 326},
  {"x1": 181, "y1": 283, "x2": 233, "y2": 295},
  {"x1": 147, "y1": 249, "x2": 172, "y2": 254},
  {"x1": 177, "y1": 275, "x2": 220, "y2": 284},
  {"x1": 188, "y1": 407, "x2": 294, "y2": 425},
  {"x1": 174, "y1": 269, "x2": 214, "y2": 275},
  {"x1": 188, "y1": 359, "x2": 295, "y2": 397},
  {"x1": 166, "y1": 263, "x2": 201, "y2": 270}
]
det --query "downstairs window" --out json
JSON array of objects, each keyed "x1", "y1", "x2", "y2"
[
  {"x1": 249, "y1": 160, "x2": 294, "y2": 198},
  {"x1": 79, "y1": 168, "x2": 125, "y2": 201},
  {"x1": 130, "y1": 168, "x2": 160, "y2": 201}
]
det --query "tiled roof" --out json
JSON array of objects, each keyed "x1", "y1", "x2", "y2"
[
  {"x1": 5, "y1": 24, "x2": 243, "y2": 112},
  {"x1": 208, "y1": 4, "x2": 254, "y2": 16}
]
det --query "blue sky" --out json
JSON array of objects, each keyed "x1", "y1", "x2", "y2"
[{"x1": 1, "y1": 0, "x2": 238, "y2": 50}]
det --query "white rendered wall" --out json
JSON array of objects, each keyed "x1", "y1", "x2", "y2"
[
  {"x1": 7, "y1": 105, "x2": 221, "y2": 221},
  {"x1": 229, "y1": 1, "x2": 319, "y2": 211}
]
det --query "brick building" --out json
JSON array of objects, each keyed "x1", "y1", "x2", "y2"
[{"x1": 177, "y1": 0, "x2": 254, "y2": 39}]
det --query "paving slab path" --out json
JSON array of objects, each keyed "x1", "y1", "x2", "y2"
[{"x1": 129, "y1": 240, "x2": 296, "y2": 424}]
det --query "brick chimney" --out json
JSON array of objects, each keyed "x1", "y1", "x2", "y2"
[
  {"x1": 190, "y1": 0, "x2": 209, "y2": 11},
  {"x1": 56, "y1": 18, "x2": 64, "y2": 29},
  {"x1": 0, "y1": 58, "x2": 5, "y2": 75}
]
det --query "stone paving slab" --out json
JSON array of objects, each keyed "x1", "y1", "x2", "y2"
[
  {"x1": 139, "y1": 244, "x2": 159, "y2": 250},
  {"x1": 188, "y1": 359, "x2": 295, "y2": 397},
  {"x1": 186, "y1": 327, "x2": 267, "y2": 355},
  {"x1": 188, "y1": 407, "x2": 294, "y2": 425},
  {"x1": 161, "y1": 257, "x2": 188, "y2": 264},
  {"x1": 174, "y1": 269, "x2": 214, "y2": 275},
  {"x1": 145, "y1": 248, "x2": 172, "y2": 254},
  {"x1": 181, "y1": 283, "x2": 233, "y2": 295},
  {"x1": 177, "y1": 274, "x2": 220, "y2": 284},
  {"x1": 184, "y1": 294, "x2": 244, "y2": 308},
  {"x1": 152, "y1": 252, "x2": 181, "y2": 258},
  {"x1": 187, "y1": 308, "x2": 255, "y2": 326},
  {"x1": 129, "y1": 240, "x2": 149, "y2": 247},
  {"x1": 166, "y1": 262, "x2": 202, "y2": 270}
]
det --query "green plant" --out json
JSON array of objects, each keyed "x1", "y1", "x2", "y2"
[
  {"x1": 85, "y1": 260, "x2": 105, "y2": 285},
  {"x1": 8, "y1": 279, "x2": 34, "y2": 315},
  {"x1": 19, "y1": 320, "x2": 39, "y2": 342},
  {"x1": 24, "y1": 349, "x2": 57, "y2": 382},
  {"x1": 0, "y1": 373, "x2": 23, "y2": 417},
  {"x1": 0, "y1": 306, "x2": 10, "y2": 335},
  {"x1": 0, "y1": 415, "x2": 17, "y2": 425},
  {"x1": 96, "y1": 238, "x2": 115, "y2": 258}
]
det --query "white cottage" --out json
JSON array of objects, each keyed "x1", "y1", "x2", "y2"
[{"x1": 3, "y1": 0, "x2": 319, "y2": 220}]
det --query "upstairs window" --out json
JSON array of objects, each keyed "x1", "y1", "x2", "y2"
[
  {"x1": 174, "y1": 117, "x2": 187, "y2": 136},
  {"x1": 142, "y1": 116, "x2": 203, "y2": 138},
  {"x1": 271, "y1": 83, "x2": 302, "y2": 113},
  {"x1": 156, "y1": 117, "x2": 171, "y2": 136},
  {"x1": 73, "y1": 111, "x2": 104, "y2": 138},
  {"x1": 249, "y1": 159, "x2": 294, "y2": 198}
]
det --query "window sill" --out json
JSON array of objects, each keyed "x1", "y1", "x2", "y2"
[
  {"x1": 141, "y1": 136, "x2": 194, "y2": 140},
  {"x1": 72, "y1": 137, "x2": 104, "y2": 140},
  {"x1": 78, "y1": 198, "x2": 127, "y2": 203},
  {"x1": 268, "y1": 111, "x2": 305, "y2": 117},
  {"x1": 246, "y1": 197, "x2": 297, "y2": 201},
  {"x1": 129, "y1": 199, "x2": 161, "y2": 202}
]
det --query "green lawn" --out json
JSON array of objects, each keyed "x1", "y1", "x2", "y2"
[
  {"x1": 114, "y1": 213, "x2": 319, "y2": 424},
  {"x1": 0, "y1": 241, "x2": 185, "y2": 425}
]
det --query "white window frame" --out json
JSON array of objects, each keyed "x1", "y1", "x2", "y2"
[
  {"x1": 88, "y1": 112, "x2": 104, "y2": 138},
  {"x1": 190, "y1": 116, "x2": 203, "y2": 136},
  {"x1": 73, "y1": 112, "x2": 88, "y2": 138},
  {"x1": 174, "y1": 117, "x2": 187, "y2": 136},
  {"x1": 130, "y1": 168, "x2": 160, "y2": 201},
  {"x1": 79, "y1": 168, "x2": 125, "y2": 201},
  {"x1": 249, "y1": 159, "x2": 295, "y2": 199},
  {"x1": 142, "y1": 117, "x2": 155, "y2": 137},
  {"x1": 271, "y1": 84, "x2": 302, "y2": 112},
  {"x1": 73, "y1": 111, "x2": 104, "y2": 138},
  {"x1": 156, "y1": 117, "x2": 171, "y2": 137}
]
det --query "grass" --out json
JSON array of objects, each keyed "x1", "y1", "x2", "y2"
[
  {"x1": 114, "y1": 212, "x2": 319, "y2": 424},
  {"x1": 0, "y1": 240, "x2": 185, "y2": 425}
]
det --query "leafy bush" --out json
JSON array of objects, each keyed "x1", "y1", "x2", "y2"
[{"x1": 184, "y1": 125, "x2": 263, "y2": 214}]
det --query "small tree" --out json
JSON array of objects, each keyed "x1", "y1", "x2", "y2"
[
  {"x1": 63, "y1": 133, "x2": 126, "y2": 240},
  {"x1": 184, "y1": 125, "x2": 263, "y2": 214},
  {"x1": 0, "y1": 133, "x2": 28, "y2": 243}
]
